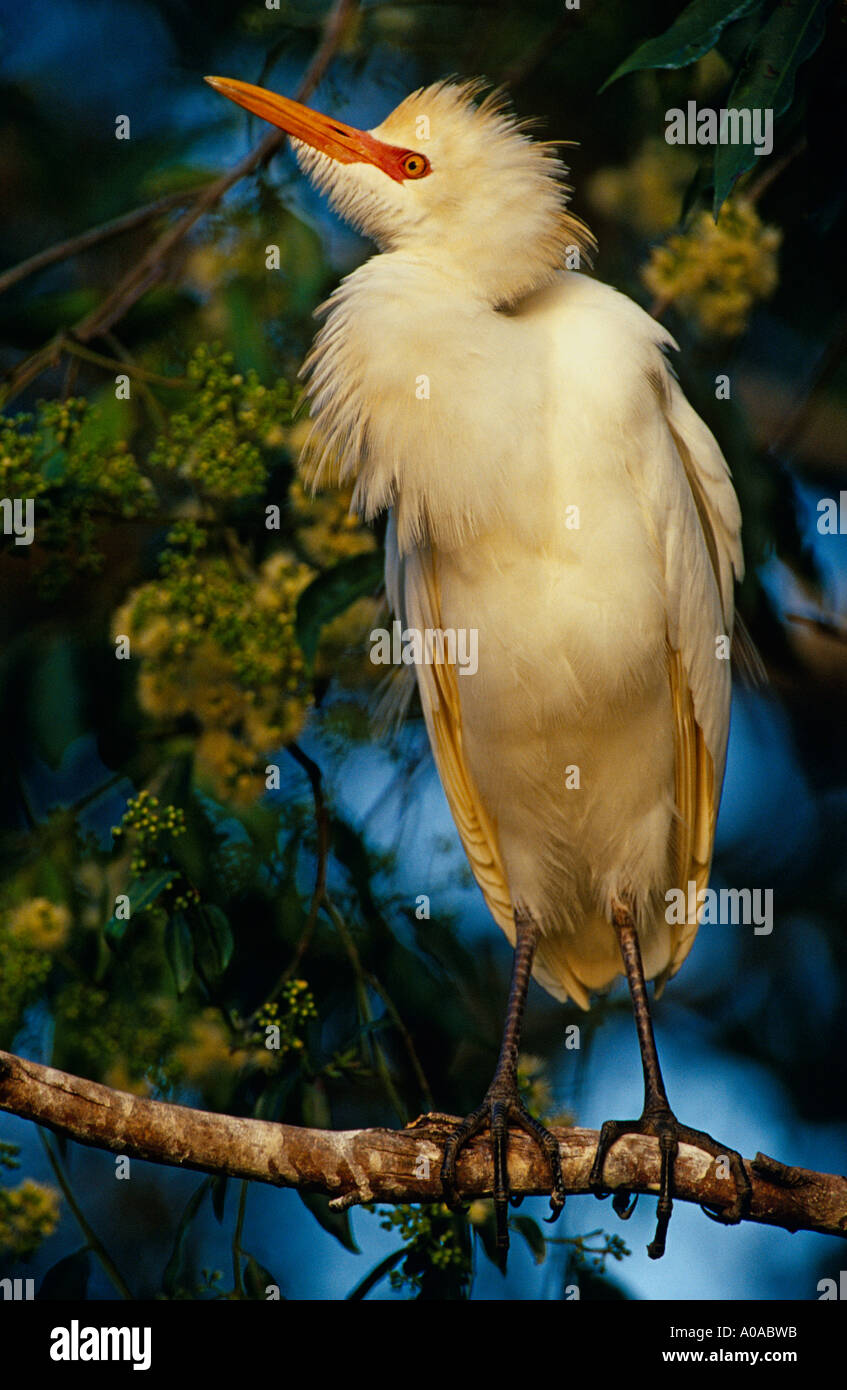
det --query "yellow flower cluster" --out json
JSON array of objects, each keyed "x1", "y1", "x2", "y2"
[
  {"x1": 254, "y1": 979, "x2": 318, "y2": 1056},
  {"x1": 8, "y1": 898, "x2": 70, "y2": 952},
  {"x1": 175, "y1": 1008, "x2": 273, "y2": 1089},
  {"x1": 102, "y1": 1058, "x2": 154, "y2": 1098},
  {"x1": 587, "y1": 138, "x2": 697, "y2": 237},
  {"x1": 0, "y1": 1179, "x2": 61, "y2": 1259},
  {"x1": 0, "y1": 915, "x2": 53, "y2": 1042},
  {"x1": 186, "y1": 222, "x2": 266, "y2": 299},
  {"x1": 642, "y1": 199, "x2": 781, "y2": 337},
  {"x1": 289, "y1": 470, "x2": 376, "y2": 568},
  {"x1": 55, "y1": 980, "x2": 182, "y2": 1094},
  {"x1": 111, "y1": 793, "x2": 198, "y2": 909},
  {"x1": 113, "y1": 544, "x2": 314, "y2": 806},
  {"x1": 148, "y1": 346, "x2": 292, "y2": 501}
]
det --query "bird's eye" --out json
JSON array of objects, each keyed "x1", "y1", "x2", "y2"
[{"x1": 401, "y1": 152, "x2": 430, "y2": 179}]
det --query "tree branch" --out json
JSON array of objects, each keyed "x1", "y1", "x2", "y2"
[
  {"x1": 0, "y1": 188, "x2": 203, "y2": 299},
  {"x1": 1, "y1": 1050, "x2": 845, "y2": 1241}
]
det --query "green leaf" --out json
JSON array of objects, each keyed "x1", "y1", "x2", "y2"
[
  {"x1": 105, "y1": 869, "x2": 172, "y2": 943},
  {"x1": 221, "y1": 280, "x2": 274, "y2": 381},
  {"x1": 297, "y1": 1191, "x2": 360, "y2": 1253},
  {"x1": 161, "y1": 1178, "x2": 210, "y2": 1297},
  {"x1": 37, "y1": 1247, "x2": 91, "y2": 1300},
  {"x1": 78, "y1": 388, "x2": 138, "y2": 451},
  {"x1": 40, "y1": 442, "x2": 68, "y2": 483},
  {"x1": 602, "y1": 0, "x2": 761, "y2": 88},
  {"x1": 202, "y1": 904, "x2": 234, "y2": 975},
  {"x1": 28, "y1": 641, "x2": 83, "y2": 768},
  {"x1": 713, "y1": 0, "x2": 829, "y2": 213},
  {"x1": 161, "y1": 768, "x2": 228, "y2": 894},
  {"x1": 300, "y1": 1079, "x2": 332, "y2": 1131},
  {"x1": 472, "y1": 1206, "x2": 502, "y2": 1269},
  {"x1": 243, "y1": 1253, "x2": 282, "y2": 1300},
  {"x1": 295, "y1": 550, "x2": 383, "y2": 668},
  {"x1": 510, "y1": 1214, "x2": 547, "y2": 1266},
  {"x1": 210, "y1": 1173, "x2": 228, "y2": 1225},
  {"x1": 680, "y1": 161, "x2": 716, "y2": 225},
  {"x1": 346, "y1": 1247, "x2": 405, "y2": 1300},
  {"x1": 189, "y1": 903, "x2": 234, "y2": 980},
  {"x1": 716, "y1": 3, "x2": 769, "y2": 66},
  {"x1": 252, "y1": 1069, "x2": 299, "y2": 1122},
  {"x1": 165, "y1": 910, "x2": 195, "y2": 994}
]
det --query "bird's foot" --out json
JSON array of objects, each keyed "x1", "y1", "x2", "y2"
[
  {"x1": 441, "y1": 1077, "x2": 566, "y2": 1266},
  {"x1": 589, "y1": 1107, "x2": 751, "y2": 1260}
]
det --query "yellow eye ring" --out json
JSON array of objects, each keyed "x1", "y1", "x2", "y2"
[{"x1": 401, "y1": 152, "x2": 430, "y2": 179}]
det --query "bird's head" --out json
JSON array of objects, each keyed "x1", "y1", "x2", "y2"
[{"x1": 205, "y1": 75, "x2": 593, "y2": 307}]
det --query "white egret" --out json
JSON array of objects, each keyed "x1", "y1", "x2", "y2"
[{"x1": 206, "y1": 74, "x2": 751, "y2": 1260}]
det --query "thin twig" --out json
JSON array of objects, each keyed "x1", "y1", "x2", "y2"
[
  {"x1": 0, "y1": 188, "x2": 202, "y2": 298},
  {"x1": 365, "y1": 970, "x2": 434, "y2": 1111},
  {"x1": 62, "y1": 338, "x2": 193, "y2": 388},
  {"x1": 745, "y1": 137, "x2": 806, "y2": 207},
  {"x1": 768, "y1": 300, "x2": 847, "y2": 459},
  {"x1": 323, "y1": 897, "x2": 408, "y2": 1125},
  {"x1": 101, "y1": 331, "x2": 170, "y2": 430},
  {"x1": 0, "y1": 0, "x2": 357, "y2": 407},
  {"x1": 785, "y1": 612, "x2": 847, "y2": 645},
  {"x1": 286, "y1": 742, "x2": 330, "y2": 972},
  {"x1": 499, "y1": 11, "x2": 576, "y2": 90},
  {"x1": 61, "y1": 354, "x2": 80, "y2": 403},
  {"x1": 256, "y1": 743, "x2": 330, "y2": 1015},
  {"x1": 232, "y1": 1179, "x2": 248, "y2": 1296},
  {"x1": 39, "y1": 1129, "x2": 134, "y2": 1300}
]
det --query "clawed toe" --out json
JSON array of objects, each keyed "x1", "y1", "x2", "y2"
[
  {"x1": 440, "y1": 1091, "x2": 565, "y2": 1256},
  {"x1": 590, "y1": 1109, "x2": 751, "y2": 1259}
]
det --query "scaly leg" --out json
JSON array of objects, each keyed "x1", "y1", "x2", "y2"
[
  {"x1": 589, "y1": 899, "x2": 751, "y2": 1258},
  {"x1": 441, "y1": 908, "x2": 566, "y2": 1264}
]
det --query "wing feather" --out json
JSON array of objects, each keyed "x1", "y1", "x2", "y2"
[
  {"x1": 659, "y1": 376, "x2": 743, "y2": 983},
  {"x1": 385, "y1": 513, "x2": 515, "y2": 941}
]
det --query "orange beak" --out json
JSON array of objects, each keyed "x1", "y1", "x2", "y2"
[{"x1": 205, "y1": 75, "x2": 416, "y2": 183}]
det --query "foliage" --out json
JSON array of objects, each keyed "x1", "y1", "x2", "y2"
[
  {"x1": 603, "y1": 0, "x2": 832, "y2": 213},
  {"x1": 376, "y1": 1204, "x2": 473, "y2": 1299},
  {"x1": 0, "y1": 1180, "x2": 62, "y2": 1261},
  {"x1": 642, "y1": 197, "x2": 781, "y2": 335},
  {"x1": 0, "y1": 397, "x2": 157, "y2": 593}
]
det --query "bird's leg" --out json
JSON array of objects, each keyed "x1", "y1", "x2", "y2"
[
  {"x1": 441, "y1": 907, "x2": 566, "y2": 1262},
  {"x1": 589, "y1": 899, "x2": 751, "y2": 1259}
]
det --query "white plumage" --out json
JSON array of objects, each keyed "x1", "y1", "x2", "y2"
[{"x1": 206, "y1": 72, "x2": 749, "y2": 1254}]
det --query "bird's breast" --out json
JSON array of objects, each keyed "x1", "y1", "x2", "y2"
[{"x1": 434, "y1": 476, "x2": 668, "y2": 732}]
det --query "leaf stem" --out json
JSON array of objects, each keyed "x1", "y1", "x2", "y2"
[{"x1": 39, "y1": 1129, "x2": 134, "y2": 1299}]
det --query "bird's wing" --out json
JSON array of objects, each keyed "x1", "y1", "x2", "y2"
[
  {"x1": 385, "y1": 512, "x2": 515, "y2": 942},
  {"x1": 658, "y1": 374, "x2": 744, "y2": 982}
]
